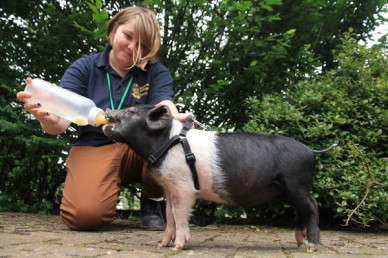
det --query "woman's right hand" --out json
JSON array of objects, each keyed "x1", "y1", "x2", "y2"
[
  {"x1": 16, "y1": 90, "x2": 70, "y2": 134},
  {"x1": 16, "y1": 91, "x2": 60, "y2": 125}
]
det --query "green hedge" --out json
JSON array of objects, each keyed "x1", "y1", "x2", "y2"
[{"x1": 242, "y1": 34, "x2": 387, "y2": 229}]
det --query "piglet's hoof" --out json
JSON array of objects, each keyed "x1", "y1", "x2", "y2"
[
  {"x1": 172, "y1": 245, "x2": 185, "y2": 251},
  {"x1": 306, "y1": 243, "x2": 317, "y2": 253},
  {"x1": 158, "y1": 242, "x2": 172, "y2": 248}
]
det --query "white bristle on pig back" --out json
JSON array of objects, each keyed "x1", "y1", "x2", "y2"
[{"x1": 159, "y1": 120, "x2": 230, "y2": 204}]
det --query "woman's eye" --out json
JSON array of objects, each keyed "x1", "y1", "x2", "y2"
[{"x1": 125, "y1": 33, "x2": 132, "y2": 40}]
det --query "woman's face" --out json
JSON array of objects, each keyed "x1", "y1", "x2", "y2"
[{"x1": 110, "y1": 19, "x2": 145, "y2": 69}]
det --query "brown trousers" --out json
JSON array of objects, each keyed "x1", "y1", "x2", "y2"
[{"x1": 60, "y1": 143, "x2": 164, "y2": 230}]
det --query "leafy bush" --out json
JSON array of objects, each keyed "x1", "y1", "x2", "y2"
[
  {"x1": 243, "y1": 34, "x2": 387, "y2": 229},
  {"x1": 0, "y1": 81, "x2": 71, "y2": 214}
]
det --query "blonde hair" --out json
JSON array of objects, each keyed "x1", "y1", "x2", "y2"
[{"x1": 106, "y1": 6, "x2": 161, "y2": 70}]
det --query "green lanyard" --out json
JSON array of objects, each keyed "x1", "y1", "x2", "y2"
[{"x1": 106, "y1": 72, "x2": 133, "y2": 110}]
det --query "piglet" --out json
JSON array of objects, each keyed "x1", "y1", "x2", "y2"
[{"x1": 102, "y1": 105, "x2": 336, "y2": 251}]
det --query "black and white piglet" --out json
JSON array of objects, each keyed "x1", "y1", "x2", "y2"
[{"x1": 102, "y1": 105, "x2": 336, "y2": 251}]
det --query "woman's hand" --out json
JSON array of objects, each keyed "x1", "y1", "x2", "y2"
[
  {"x1": 17, "y1": 91, "x2": 57, "y2": 124},
  {"x1": 155, "y1": 100, "x2": 188, "y2": 122},
  {"x1": 16, "y1": 90, "x2": 71, "y2": 135},
  {"x1": 173, "y1": 112, "x2": 190, "y2": 123}
]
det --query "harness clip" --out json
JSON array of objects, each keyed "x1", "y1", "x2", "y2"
[
  {"x1": 185, "y1": 153, "x2": 196, "y2": 164},
  {"x1": 147, "y1": 156, "x2": 157, "y2": 167}
]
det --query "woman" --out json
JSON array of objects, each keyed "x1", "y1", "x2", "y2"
[{"x1": 17, "y1": 6, "x2": 185, "y2": 230}]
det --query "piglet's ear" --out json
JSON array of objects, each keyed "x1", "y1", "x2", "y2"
[{"x1": 146, "y1": 105, "x2": 172, "y2": 131}]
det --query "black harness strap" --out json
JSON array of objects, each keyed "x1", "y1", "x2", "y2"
[
  {"x1": 147, "y1": 135, "x2": 181, "y2": 167},
  {"x1": 180, "y1": 137, "x2": 199, "y2": 190},
  {"x1": 147, "y1": 116, "x2": 200, "y2": 190}
]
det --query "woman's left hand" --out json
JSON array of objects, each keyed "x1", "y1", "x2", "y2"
[{"x1": 155, "y1": 100, "x2": 188, "y2": 122}]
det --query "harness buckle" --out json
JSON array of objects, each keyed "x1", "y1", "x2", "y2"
[
  {"x1": 147, "y1": 156, "x2": 157, "y2": 167},
  {"x1": 185, "y1": 153, "x2": 196, "y2": 164}
]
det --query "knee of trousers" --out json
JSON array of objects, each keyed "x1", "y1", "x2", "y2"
[{"x1": 60, "y1": 206, "x2": 115, "y2": 230}]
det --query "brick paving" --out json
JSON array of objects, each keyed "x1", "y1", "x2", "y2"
[{"x1": 0, "y1": 213, "x2": 387, "y2": 257}]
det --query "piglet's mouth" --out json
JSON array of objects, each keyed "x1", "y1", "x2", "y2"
[
  {"x1": 107, "y1": 120, "x2": 118, "y2": 125},
  {"x1": 102, "y1": 124, "x2": 116, "y2": 140},
  {"x1": 104, "y1": 115, "x2": 120, "y2": 124},
  {"x1": 102, "y1": 116, "x2": 118, "y2": 136},
  {"x1": 104, "y1": 108, "x2": 121, "y2": 124}
]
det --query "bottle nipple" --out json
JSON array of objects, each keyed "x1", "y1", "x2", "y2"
[{"x1": 95, "y1": 112, "x2": 108, "y2": 125}]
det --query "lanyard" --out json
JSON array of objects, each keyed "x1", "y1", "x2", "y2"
[{"x1": 106, "y1": 72, "x2": 133, "y2": 110}]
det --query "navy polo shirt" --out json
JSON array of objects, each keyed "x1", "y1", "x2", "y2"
[{"x1": 60, "y1": 44, "x2": 174, "y2": 146}]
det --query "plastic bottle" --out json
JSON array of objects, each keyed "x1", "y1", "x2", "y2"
[{"x1": 24, "y1": 77, "x2": 108, "y2": 126}]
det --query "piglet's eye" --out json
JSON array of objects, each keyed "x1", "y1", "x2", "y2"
[{"x1": 127, "y1": 107, "x2": 139, "y2": 115}]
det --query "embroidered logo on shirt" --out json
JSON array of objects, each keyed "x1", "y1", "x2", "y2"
[{"x1": 132, "y1": 83, "x2": 149, "y2": 99}]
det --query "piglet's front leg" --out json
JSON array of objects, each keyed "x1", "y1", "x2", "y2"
[
  {"x1": 170, "y1": 189, "x2": 197, "y2": 250},
  {"x1": 172, "y1": 217, "x2": 191, "y2": 250},
  {"x1": 157, "y1": 174, "x2": 197, "y2": 250},
  {"x1": 159, "y1": 194, "x2": 175, "y2": 248},
  {"x1": 295, "y1": 228, "x2": 306, "y2": 246}
]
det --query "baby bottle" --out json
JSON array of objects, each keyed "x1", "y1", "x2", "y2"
[{"x1": 24, "y1": 77, "x2": 108, "y2": 126}]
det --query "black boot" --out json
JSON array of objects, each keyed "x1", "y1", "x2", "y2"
[{"x1": 140, "y1": 196, "x2": 165, "y2": 231}]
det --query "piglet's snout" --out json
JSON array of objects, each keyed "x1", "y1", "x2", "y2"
[
  {"x1": 104, "y1": 109, "x2": 113, "y2": 119},
  {"x1": 104, "y1": 108, "x2": 121, "y2": 122}
]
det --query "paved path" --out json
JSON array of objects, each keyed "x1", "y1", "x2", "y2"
[{"x1": 0, "y1": 213, "x2": 387, "y2": 257}]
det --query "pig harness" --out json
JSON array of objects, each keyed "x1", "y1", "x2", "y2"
[{"x1": 147, "y1": 116, "x2": 200, "y2": 190}]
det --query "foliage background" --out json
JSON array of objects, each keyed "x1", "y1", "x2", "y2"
[
  {"x1": 0, "y1": 0, "x2": 387, "y2": 228},
  {"x1": 243, "y1": 33, "x2": 387, "y2": 228}
]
